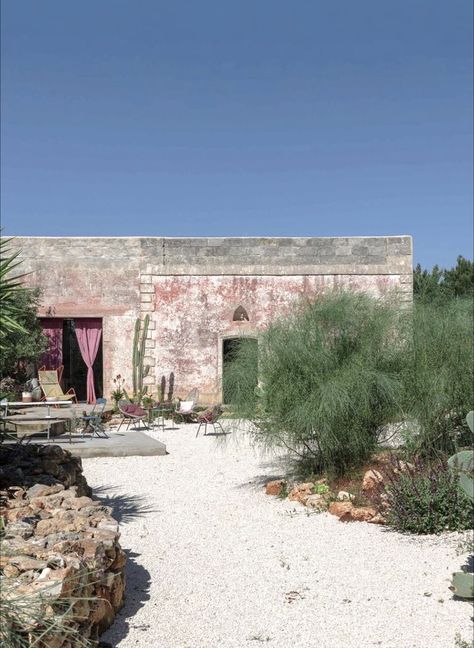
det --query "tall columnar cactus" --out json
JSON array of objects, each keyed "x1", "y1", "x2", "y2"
[
  {"x1": 448, "y1": 411, "x2": 474, "y2": 599},
  {"x1": 167, "y1": 371, "x2": 175, "y2": 402},
  {"x1": 132, "y1": 315, "x2": 150, "y2": 403},
  {"x1": 159, "y1": 375, "x2": 166, "y2": 403}
]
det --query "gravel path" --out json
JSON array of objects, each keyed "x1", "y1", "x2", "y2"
[{"x1": 82, "y1": 423, "x2": 473, "y2": 648}]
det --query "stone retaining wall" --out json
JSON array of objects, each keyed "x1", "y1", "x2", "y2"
[{"x1": 0, "y1": 444, "x2": 125, "y2": 647}]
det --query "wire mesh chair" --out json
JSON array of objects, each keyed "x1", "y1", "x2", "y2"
[
  {"x1": 195, "y1": 405, "x2": 225, "y2": 437},
  {"x1": 117, "y1": 400, "x2": 148, "y2": 430}
]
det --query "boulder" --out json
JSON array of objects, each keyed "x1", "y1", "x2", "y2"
[
  {"x1": 328, "y1": 501, "x2": 354, "y2": 518},
  {"x1": 329, "y1": 501, "x2": 380, "y2": 523},
  {"x1": 288, "y1": 482, "x2": 314, "y2": 504},
  {"x1": 265, "y1": 480, "x2": 286, "y2": 496},
  {"x1": 339, "y1": 506, "x2": 378, "y2": 522}
]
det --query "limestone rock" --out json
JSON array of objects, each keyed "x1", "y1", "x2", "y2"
[
  {"x1": 328, "y1": 501, "x2": 354, "y2": 518},
  {"x1": 337, "y1": 490, "x2": 355, "y2": 502},
  {"x1": 8, "y1": 556, "x2": 48, "y2": 572},
  {"x1": 265, "y1": 479, "x2": 286, "y2": 496},
  {"x1": 329, "y1": 500, "x2": 380, "y2": 523},
  {"x1": 0, "y1": 442, "x2": 125, "y2": 643},
  {"x1": 362, "y1": 469, "x2": 384, "y2": 494},
  {"x1": 288, "y1": 482, "x2": 314, "y2": 504},
  {"x1": 305, "y1": 494, "x2": 328, "y2": 510},
  {"x1": 4, "y1": 505, "x2": 38, "y2": 522},
  {"x1": 339, "y1": 506, "x2": 378, "y2": 522},
  {"x1": 5, "y1": 520, "x2": 35, "y2": 539},
  {"x1": 367, "y1": 513, "x2": 386, "y2": 525},
  {"x1": 68, "y1": 496, "x2": 98, "y2": 510},
  {"x1": 27, "y1": 483, "x2": 64, "y2": 499}
]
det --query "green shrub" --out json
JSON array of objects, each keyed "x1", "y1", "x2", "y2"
[
  {"x1": 0, "y1": 287, "x2": 47, "y2": 384},
  {"x1": 225, "y1": 292, "x2": 407, "y2": 475},
  {"x1": 402, "y1": 299, "x2": 474, "y2": 456},
  {"x1": 383, "y1": 457, "x2": 473, "y2": 534}
]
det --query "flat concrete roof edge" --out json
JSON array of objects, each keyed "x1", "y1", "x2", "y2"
[{"x1": 10, "y1": 235, "x2": 413, "y2": 240}]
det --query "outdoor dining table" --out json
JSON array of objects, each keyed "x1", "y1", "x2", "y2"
[
  {"x1": 0, "y1": 401, "x2": 73, "y2": 443},
  {"x1": 148, "y1": 406, "x2": 177, "y2": 431},
  {"x1": 2, "y1": 413, "x2": 73, "y2": 443},
  {"x1": 0, "y1": 400, "x2": 73, "y2": 417}
]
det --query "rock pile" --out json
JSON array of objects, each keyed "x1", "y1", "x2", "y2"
[
  {"x1": 0, "y1": 444, "x2": 125, "y2": 647},
  {"x1": 265, "y1": 469, "x2": 388, "y2": 525}
]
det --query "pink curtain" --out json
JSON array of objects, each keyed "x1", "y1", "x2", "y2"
[
  {"x1": 40, "y1": 319, "x2": 63, "y2": 368},
  {"x1": 75, "y1": 319, "x2": 102, "y2": 404}
]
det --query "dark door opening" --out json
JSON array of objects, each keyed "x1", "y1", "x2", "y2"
[
  {"x1": 41, "y1": 318, "x2": 103, "y2": 401},
  {"x1": 62, "y1": 320, "x2": 103, "y2": 402},
  {"x1": 222, "y1": 337, "x2": 258, "y2": 404}
]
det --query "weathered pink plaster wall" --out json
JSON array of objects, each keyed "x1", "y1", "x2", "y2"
[
  {"x1": 16, "y1": 238, "x2": 142, "y2": 398},
  {"x1": 14, "y1": 236, "x2": 413, "y2": 401},
  {"x1": 151, "y1": 274, "x2": 403, "y2": 403}
]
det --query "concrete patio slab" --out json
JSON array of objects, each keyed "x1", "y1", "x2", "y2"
[{"x1": 9, "y1": 427, "x2": 167, "y2": 459}]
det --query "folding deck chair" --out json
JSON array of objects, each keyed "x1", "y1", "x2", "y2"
[{"x1": 38, "y1": 366, "x2": 78, "y2": 403}]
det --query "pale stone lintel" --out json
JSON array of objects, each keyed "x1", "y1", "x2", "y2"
[
  {"x1": 145, "y1": 339, "x2": 156, "y2": 349},
  {"x1": 140, "y1": 294, "x2": 154, "y2": 303},
  {"x1": 140, "y1": 304, "x2": 154, "y2": 312}
]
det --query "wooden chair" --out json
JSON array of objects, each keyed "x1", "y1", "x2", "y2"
[{"x1": 38, "y1": 366, "x2": 78, "y2": 403}]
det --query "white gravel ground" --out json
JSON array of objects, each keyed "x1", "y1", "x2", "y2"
[{"x1": 81, "y1": 422, "x2": 473, "y2": 648}]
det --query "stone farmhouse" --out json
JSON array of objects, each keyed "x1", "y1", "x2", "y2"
[{"x1": 15, "y1": 236, "x2": 413, "y2": 403}]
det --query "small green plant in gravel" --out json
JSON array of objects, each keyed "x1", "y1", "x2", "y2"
[{"x1": 312, "y1": 483, "x2": 330, "y2": 495}]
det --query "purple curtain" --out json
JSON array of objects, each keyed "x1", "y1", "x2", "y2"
[
  {"x1": 40, "y1": 319, "x2": 63, "y2": 369},
  {"x1": 75, "y1": 318, "x2": 102, "y2": 404}
]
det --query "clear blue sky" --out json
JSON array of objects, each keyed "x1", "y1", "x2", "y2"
[{"x1": 1, "y1": 0, "x2": 472, "y2": 268}]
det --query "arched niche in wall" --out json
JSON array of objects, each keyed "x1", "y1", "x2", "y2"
[{"x1": 232, "y1": 306, "x2": 249, "y2": 322}]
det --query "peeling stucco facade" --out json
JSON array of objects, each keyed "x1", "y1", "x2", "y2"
[{"x1": 15, "y1": 236, "x2": 413, "y2": 403}]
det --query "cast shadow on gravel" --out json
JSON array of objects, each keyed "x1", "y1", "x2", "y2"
[
  {"x1": 92, "y1": 485, "x2": 160, "y2": 524},
  {"x1": 235, "y1": 457, "x2": 290, "y2": 491},
  {"x1": 102, "y1": 549, "x2": 152, "y2": 646}
]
